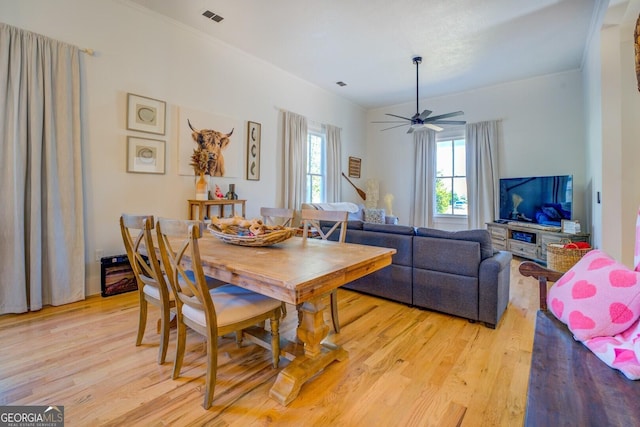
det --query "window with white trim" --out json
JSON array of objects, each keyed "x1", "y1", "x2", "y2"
[
  {"x1": 306, "y1": 130, "x2": 326, "y2": 203},
  {"x1": 435, "y1": 134, "x2": 467, "y2": 216}
]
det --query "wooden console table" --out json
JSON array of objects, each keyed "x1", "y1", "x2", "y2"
[
  {"x1": 188, "y1": 199, "x2": 246, "y2": 221},
  {"x1": 486, "y1": 221, "x2": 589, "y2": 263}
]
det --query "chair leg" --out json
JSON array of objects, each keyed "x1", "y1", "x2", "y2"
[
  {"x1": 203, "y1": 333, "x2": 218, "y2": 410},
  {"x1": 136, "y1": 296, "x2": 148, "y2": 346},
  {"x1": 172, "y1": 315, "x2": 187, "y2": 380},
  {"x1": 270, "y1": 311, "x2": 281, "y2": 368},
  {"x1": 280, "y1": 301, "x2": 287, "y2": 318},
  {"x1": 157, "y1": 305, "x2": 171, "y2": 365},
  {"x1": 330, "y1": 290, "x2": 340, "y2": 333},
  {"x1": 235, "y1": 330, "x2": 243, "y2": 346}
]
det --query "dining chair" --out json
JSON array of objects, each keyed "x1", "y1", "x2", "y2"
[
  {"x1": 120, "y1": 214, "x2": 175, "y2": 365},
  {"x1": 156, "y1": 218, "x2": 282, "y2": 409},
  {"x1": 300, "y1": 208, "x2": 348, "y2": 332},
  {"x1": 261, "y1": 206, "x2": 295, "y2": 317},
  {"x1": 260, "y1": 207, "x2": 294, "y2": 228}
]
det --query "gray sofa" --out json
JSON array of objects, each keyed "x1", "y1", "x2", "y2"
[{"x1": 323, "y1": 221, "x2": 512, "y2": 328}]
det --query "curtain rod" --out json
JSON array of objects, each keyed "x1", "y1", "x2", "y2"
[{"x1": 0, "y1": 22, "x2": 95, "y2": 55}]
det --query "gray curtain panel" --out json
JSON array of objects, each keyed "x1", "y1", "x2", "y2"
[
  {"x1": 283, "y1": 111, "x2": 308, "y2": 212},
  {"x1": 411, "y1": 129, "x2": 436, "y2": 227},
  {"x1": 466, "y1": 120, "x2": 500, "y2": 229},
  {"x1": 0, "y1": 23, "x2": 85, "y2": 313},
  {"x1": 324, "y1": 124, "x2": 342, "y2": 203}
]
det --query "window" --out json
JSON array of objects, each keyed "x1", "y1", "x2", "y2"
[
  {"x1": 436, "y1": 137, "x2": 467, "y2": 216},
  {"x1": 306, "y1": 130, "x2": 325, "y2": 203}
]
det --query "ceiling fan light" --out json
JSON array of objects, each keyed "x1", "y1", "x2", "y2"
[{"x1": 425, "y1": 123, "x2": 444, "y2": 132}]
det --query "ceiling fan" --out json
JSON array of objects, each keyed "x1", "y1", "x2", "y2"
[{"x1": 373, "y1": 56, "x2": 466, "y2": 133}]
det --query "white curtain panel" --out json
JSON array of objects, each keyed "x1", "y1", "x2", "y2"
[
  {"x1": 411, "y1": 129, "x2": 436, "y2": 227},
  {"x1": 324, "y1": 124, "x2": 342, "y2": 203},
  {"x1": 466, "y1": 120, "x2": 500, "y2": 229},
  {"x1": 283, "y1": 111, "x2": 308, "y2": 211},
  {"x1": 0, "y1": 23, "x2": 85, "y2": 313}
]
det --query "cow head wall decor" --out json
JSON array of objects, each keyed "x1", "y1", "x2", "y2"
[{"x1": 188, "y1": 119, "x2": 234, "y2": 177}]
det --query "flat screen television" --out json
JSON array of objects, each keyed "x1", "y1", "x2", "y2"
[{"x1": 498, "y1": 175, "x2": 573, "y2": 226}]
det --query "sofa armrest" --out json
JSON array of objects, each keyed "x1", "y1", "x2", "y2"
[{"x1": 478, "y1": 250, "x2": 512, "y2": 327}]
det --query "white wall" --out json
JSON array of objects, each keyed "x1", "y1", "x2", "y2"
[
  {"x1": 587, "y1": 2, "x2": 640, "y2": 267},
  {"x1": 583, "y1": 10, "x2": 604, "y2": 252},
  {"x1": 600, "y1": 26, "x2": 625, "y2": 262},
  {"x1": 366, "y1": 71, "x2": 587, "y2": 230},
  {"x1": 0, "y1": 0, "x2": 367, "y2": 295}
]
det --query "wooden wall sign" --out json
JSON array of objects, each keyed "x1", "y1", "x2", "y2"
[{"x1": 348, "y1": 156, "x2": 361, "y2": 178}]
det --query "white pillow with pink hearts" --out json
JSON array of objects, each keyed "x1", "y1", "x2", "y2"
[{"x1": 548, "y1": 249, "x2": 640, "y2": 342}]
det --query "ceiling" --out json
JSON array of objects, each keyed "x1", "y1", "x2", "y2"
[{"x1": 129, "y1": 0, "x2": 603, "y2": 109}]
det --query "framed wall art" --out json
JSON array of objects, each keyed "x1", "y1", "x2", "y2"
[
  {"x1": 127, "y1": 136, "x2": 165, "y2": 174},
  {"x1": 348, "y1": 156, "x2": 361, "y2": 178},
  {"x1": 176, "y1": 106, "x2": 242, "y2": 177},
  {"x1": 246, "y1": 121, "x2": 261, "y2": 180},
  {"x1": 126, "y1": 93, "x2": 166, "y2": 135}
]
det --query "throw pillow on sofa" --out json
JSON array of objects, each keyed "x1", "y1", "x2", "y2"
[
  {"x1": 364, "y1": 208, "x2": 385, "y2": 224},
  {"x1": 548, "y1": 249, "x2": 640, "y2": 341}
]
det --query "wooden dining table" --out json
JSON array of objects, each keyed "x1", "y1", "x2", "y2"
[{"x1": 185, "y1": 233, "x2": 395, "y2": 405}]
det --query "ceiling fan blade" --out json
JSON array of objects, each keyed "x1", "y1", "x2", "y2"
[
  {"x1": 381, "y1": 123, "x2": 411, "y2": 131},
  {"x1": 424, "y1": 111, "x2": 464, "y2": 121},
  {"x1": 425, "y1": 123, "x2": 444, "y2": 132},
  {"x1": 418, "y1": 109, "x2": 432, "y2": 120},
  {"x1": 385, "y1": 113, "x2": 413, "y2": 121},
  {"x1": 372, "y1": 120, "x2": 409, "y2": 123},
  {"x1": 432, "y1": 120, "x2": 467, "y2": 125},
  {"x1": 406, "y1": 126, "x2": 415, "y2": 134}
]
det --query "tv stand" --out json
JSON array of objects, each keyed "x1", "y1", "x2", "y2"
[{"x1": 486, "y1": 222, "x2": 590, "y2": 263}]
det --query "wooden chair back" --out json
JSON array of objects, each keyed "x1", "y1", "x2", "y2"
[
  {"x1": 120, "y1": 214, "x2": 166, "y2": 297},
  {"x1": 155, "y1": 218, "x2": 215, "y2": 331},
  {"x1": 300, "y1": 209, "x2": 348, "y2": 243},
  {"x1": 518, "y1": 261, "x2": 563, "y2": 311},
  {"x1": 156, "y1": 217, "x2": 282, "y2": 409},
  {"x1": 299, "y1": 209, "x2": 348, "y2": 333},
  {"x1": 120, "y1": 213, "x2": 174, "y2": 364},
  {"x1": 260, "y1": 207, "x2": 294, "y2": 227}
]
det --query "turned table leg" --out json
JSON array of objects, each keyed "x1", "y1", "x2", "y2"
[{"x1": 269, "y1": 295, "x2": 347, "y2": 405}]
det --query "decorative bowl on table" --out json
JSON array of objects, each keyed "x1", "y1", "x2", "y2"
[{"x1": 207, "y1": 223, "x2": 297, "y2": 247}]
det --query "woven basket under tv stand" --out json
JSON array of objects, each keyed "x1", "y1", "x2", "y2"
[{"x1": 486, "y1": 221, "x2": 590, "y2": 264}]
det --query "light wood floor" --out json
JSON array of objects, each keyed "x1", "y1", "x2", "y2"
[{"x1": 0, "y1": 260, "x2": 539, "y2": 426}]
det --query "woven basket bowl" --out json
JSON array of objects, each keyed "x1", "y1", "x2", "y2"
[{"x1": 207, "y1": 224, "x2": 297, "y2": 247}]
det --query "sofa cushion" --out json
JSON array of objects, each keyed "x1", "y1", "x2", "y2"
[
  {"x1": 345, "y1": 264, "x2": 413, "y2": 304},
  {"x1": 347, "y1": 220, "x2": 364, "y2": 230},
  {"x1": 413, "y1": 236, "x2": 481, "y2": 277},
  {"x1": 548, "y1": 249, "x2": 640, "y2": 341},
  {"x1": 413, "y1": 269, "x2": 479, "y2": 320},
  {"x1": 363, "y1": 223, "x2": 415, "y2": 235},
  {"x1": 319, "y1": 219, "x2": 363, "y2": 230},
  {"x1": 415, "y1": 227, "x2": 494, "y2": 260},
  {"x1": 343, "y1": 228, "x2": 413, "y2": 267}
]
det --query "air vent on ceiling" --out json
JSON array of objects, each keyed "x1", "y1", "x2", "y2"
[
  {"x1": 202, "y1": 10, "x2": 224, "y2": 23},
  {"x1": 336, "y1": 81, "x2": 347, "y2": 87}
]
